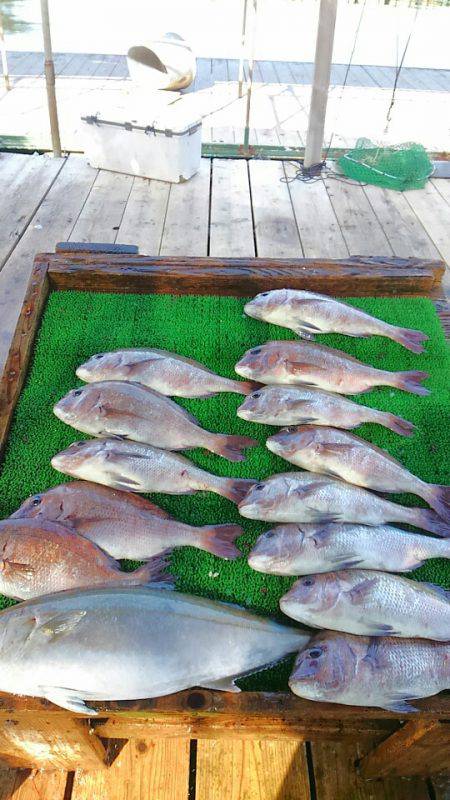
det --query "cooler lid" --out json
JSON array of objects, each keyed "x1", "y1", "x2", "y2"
[{"x1": 81, "y1": 92, "x2": 201, "y2": 136}]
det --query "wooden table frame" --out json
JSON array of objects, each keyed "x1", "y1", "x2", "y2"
[{"x1": 0, "y1": 247, "x2": 448, "y2": 778}]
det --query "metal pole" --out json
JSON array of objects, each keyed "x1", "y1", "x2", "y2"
[
  {"x1": 304, "y1": 0, "x2": 337, "y2": 169},
  {"x1": 0, "y1": 11, "x2": 11, "y2": 92},
  {"x1": 243, "y1": 0, "x2": 257, "y2": 151},
  {"x1": 238, "y1": 0, "x2": 248, "y2": 98},
  {"x1": 40, "y1": 0, "x2": 61, "y2": 157}
]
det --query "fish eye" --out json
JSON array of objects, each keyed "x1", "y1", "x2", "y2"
[
  {"x1": 94, "y1": 354, "x2": 104, "y2": 360},
  {"x1": 252, "y1": 392, "x2": 261, "y2": 399},
  {"x1": 265, "y1": 530, "x2": 275, "y2": 538},
  {"x1": 303, "y1": 577, "x2": 315, "y2": 587},
  {"x1": 72, "y1": 441, "x2": 84, "y2": 447},
  {"x1": 260, "y1": 292, "x2": 269, "y2": 297},
  {"x1": 250, "y1": 348, "x2": 261, "y2": 355},
  {"x1": 254, "y1": 484, "x2": 264, "y2": 491},
  {"x1": 31, "y1": 496, "x2": 41, "y2": 506},
  {"x1": 73, "y1": 389, "x2": 82, "y2": 397},
  {"x1": 309, "y1": 648, "x2": 322, "y2": 659}
]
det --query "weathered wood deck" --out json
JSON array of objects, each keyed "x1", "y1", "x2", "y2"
[
  {"x1": 1, "y1": 54, "x2": 449, "y2": 151},
  {"x1": 0, "y1": 151, "x2": 449, "y2": 798}
]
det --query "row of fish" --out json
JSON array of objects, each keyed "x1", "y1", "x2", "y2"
[
  {"x1": 0, "y1": 289, "x2": 447, "y2": 714},
  {"x1": 239, "y1": 290, "x2": 450, "y2": 708}
]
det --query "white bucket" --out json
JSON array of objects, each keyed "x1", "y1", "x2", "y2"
[{"x1": 127, "y1": 32, "x2": 196, "y2": 91}]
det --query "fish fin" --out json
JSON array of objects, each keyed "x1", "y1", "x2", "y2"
[
  {"x1": 110, "y1": 477, "x2": 142, "y2": 491},
  {"x1": 415, "y1": 509, "x2": 450, "y2": 538},
  {"x1": 392, "y1": 370, "x2": 430, "y2": 396},
  {"x1": 366, "y1": 623, "x2": 399, "y2": 635},
  {"x1": 382, "y1": 699, "x2": 419, "y2": 714},
  {"x1": 392, "y1": 327, "x2": 428, "y2": 355},
  {"x1": 200, "y1": 677, "x2": 241, "y2": 693},
  {"x1": 330, "y1": 554, "x2": 364, "y2": 569},
  {"x1": 124, "y1": 555, "x2": 175, "y2": 587},
  {"x1": 217, "y1": 478, "x2": 256, "y2": 504},
  {"x1": 205, "y1": 434, "x2": 258, "y2": 462},
  {"x1": 423, "y1": 485, "x2": 450, "y2": 525},
  {"x1": 420, "y1": 582, "x2": 450, "y2": 600},
  {"x1": 308, "y1": 511, "x2": 343, "y2": 524},
  {"x1": 347, "y1": 577, "x2": 377, "y2": 605},
  {"x1": 122, "y1": 358, "x2": 160, "y2": 376},
  {"x1": 0, "y1": 560, "x2": 34, "y2": 581},
  {"x1": 311, "y1": 527, "x2": 334, "y2": 546},
  {"x1": 34, "y1": 610, "x2": 87, "y2": 640},
  {"x1": 235, "y1": 380, "x2": 262, "y2": 396},
  {"x1": 285, "y1": 361, "x2": 327, "y2": 376},
  {"x1": 381, "y1": 412, "x2": 416, "y2": 438},
  {"x1": 362, "y1": 638, "x2": 388, "y2": 670},
  {"x1": 40, "y1": 687, "x2": 98, "y2": 715},
  {"x1": 317, "y1": 443, "x2": 357, "y2": 455},
  {"x1": 197, "y1": 524, "x2": 242, "y2": 559}
]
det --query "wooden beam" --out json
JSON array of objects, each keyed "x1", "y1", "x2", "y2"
[
  {"x1": 0, "y1": 260, "x2": 49, "y2": 455},
  {"x1": 0, "y1": 714, "x2": 106, "y2": 770},
  {"x1": 304, "y1": 0, "x2": 338, "y2": 168},
  {"x1": 359, "y1": 719, "x2": 450, "y2": 778},
  {"x1": 40, "y1": 0, "x2": 61, "y2": 157},
  {"x1": 43, "y1": 253, "x2": 446, "y2": 298}
]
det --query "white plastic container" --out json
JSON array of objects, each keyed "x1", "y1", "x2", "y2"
[{"x1": 80, "y1": 95, "x2": 202, "y2": 183}]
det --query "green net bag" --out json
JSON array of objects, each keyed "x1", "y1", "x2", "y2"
[{"x1": 338, "y1": 138, "x2": 433, "y2": 191}]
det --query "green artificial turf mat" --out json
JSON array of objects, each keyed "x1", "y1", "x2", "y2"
[{"x1": 0, "y1": 291, "x2": 449, "y2": 691}]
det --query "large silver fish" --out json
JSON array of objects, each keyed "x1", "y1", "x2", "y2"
[
  {"x1": 12, "y1": 481, "x2": 241, "y2": 560},
  {"x1": 248, "y1": 522, "x2": 450, "y2": 575},
  {"x1": 280, "y1": 569, "x2": 450, "y2": 640},
  {"x1": 244, "y1": 289, "x2": 428, "y2": 353},
  {"x1": 289, "y1": 631, "x2": 449, "y2": 712},
  {"x1": 237, "y1": 385, "x2": 414, "y2": 437},
  {"x1": 0, "y1": 518, "x2": 168, "y2": 600},
  {"x1": 267, "y1": 427, "x2": 450, "y2": 522},
  {"x1": 76, "y1": 349, "x2": 257, "y2": 397},
  {"x1": 0, "y1": 586, "x2": 310, "y2": 713},
  {"x1": 54, "y1": 381, "x2": 257, "y2": 462},
  {"x1": 235, "y1": 341, "x2": 429, "y2": 396},
  {"x1": 51, "y1": 439, "x2": 255, "y2": 504},
  {"x1": 238, "y1": 473, "x2": 449, "y2": 537}
]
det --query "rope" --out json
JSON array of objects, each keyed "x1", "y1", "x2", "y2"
[{"x1": 384, "y1": 4, "x2": 420, "y2": 132}]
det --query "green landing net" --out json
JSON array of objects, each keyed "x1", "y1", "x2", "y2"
[{"x1": 338, "y1": 139, "x2": 434, "y2": 191}]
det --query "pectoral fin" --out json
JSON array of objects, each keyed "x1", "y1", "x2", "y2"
[
  {"x1": 285, "y1": 361, "x2": 327, "y2": 376},
  {"x1": 381, "y1": 694, "x2": 420, "y2": 714},
  {"x1": 347, "y1": 577, "x2": 377, "y2": 605},
  {"x1": 41, "y1": 687, "x2": 97, "y2": 714},
  {"x1": 200, "y1": 677, "x2": 241, "y2": 693},
  {"x1": 316, "y1": 443, "x2": 357, "y2": 456},
  {"x1": 0, "y1": 560, "x2": 34, "y2": 581},
  {"x1": 34, "y1": 610, "x2": 87, "y2": 640}
]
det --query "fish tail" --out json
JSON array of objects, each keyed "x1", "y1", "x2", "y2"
[
  {"x1": 197, "y1": 524, "x2": 242, "y2": 559},
  {"x1": 215, "y1": 478, "x2": 256, "y2": 504},
  {"x1": 123, "y1": 554, "x2": 175, "y2": 587},
  {"x1": 414, "y1": 509, "x2": 450, "y2": 538},
  {"x1": 234, "y1": 380, "x2": 261, "y2": 396},
  {"x1": 420, "y1": 485, "x2": 450, "y2": 525},
  {"x1": 378, "y1": 411, "x2": 416, "y2": 437},
  {"x1": 206, "y1": 434, "x2": 258, "y2": 462},
  {"x1": 390, "y1": 370, "x2": 430, "y2": 396},
  {"x1": 391, "y1": 326, "x2": 429, "y2": 354}
]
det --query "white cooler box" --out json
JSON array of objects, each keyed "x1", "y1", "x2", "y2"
[{"x1": 80, "y1": 96, "x2": 202, "y2": 183}]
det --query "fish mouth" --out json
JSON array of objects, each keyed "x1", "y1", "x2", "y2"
[
  {"x1": 247, "y1": 553, "x2": 272, "y2": 572},
  {"x1": 243, "y1": 301, "x2": 260, "y2": 319},
  {"x1": 237, "y1": 502, "x2": 257, "y2": 519},
  {"x1": 75, "y1": 365, "x2": 89, "y2": 380},
  {"x1": 265, "y1": 438, "x2": 283, "y2": 456},
  {"x1": 53, "y1": 402, "x2": 73, "y2": 422},
  {"x1": 236, "y1": 406, "x2": 251, "y2": 420},
  {"x1": 235, "y1": 362, "x2": 251, "y2": 378}
]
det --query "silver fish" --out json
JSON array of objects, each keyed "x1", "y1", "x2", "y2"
[
  {"x1": 0, "y1": 586, "x2": 310, "y2": 713},
  {"x1": 235, "y1": 341, "x2": 429, "y2": 395},
  {"x1": 0, "y1": 518, "x2": 169, "y2": 600},
  {"x1": 267, "y1": 426, "x2": 450, "y2": 522},
  {"x1": 245, "y1": 289, "x2": 428, "y2": 353},
  {"x1": 76, "y1": 348, "x2": 257, "y2": 397},
  {"x1": 238, "y1": 473, "x2": 449, "y2": 537},
  {"x1": 12, "y1": 481, "x2": 242, "y2": 561},
  {"x1": 51, "y1": 439, "x2": 255, "y2": 504},
  {"x1": 248, "y1": 522, "x2": 450, "y2": 575},
  {"x1": 237, "y1": 385, "x2": 414, "y2": 437},
  {"x1": 280, "y1": 569, "x2": 450, "y2": 639},
  {"x1": 289, "y1": 631, "x2": 449, "y2": 712},
  {"x1": 54, "y1": 381, "x2": 257, "y2": 462}
]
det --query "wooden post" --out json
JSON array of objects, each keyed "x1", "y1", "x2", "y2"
[
  {"x1": 0, "y1": 11, "x2": 10, "y2": 92},
  {"x1": 237, "y1": 0, "x2": 248, "y2": 98},
  {"x1": 40, "y1": 0, "x2": 61, "y2": 157},
  {"x1": 243, "y1": 0, "x2": 257, "y2": 151},
  {"x1": 359, "y1": 719, "x2": 450, "y2": 778},
  {"x1": 304, "y1": 0, "x2": 337, "y2": 169}
]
